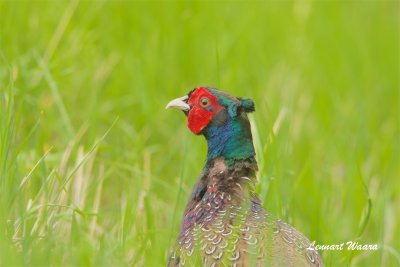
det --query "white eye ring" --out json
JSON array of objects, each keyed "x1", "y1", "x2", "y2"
[{"x1": 200, "y1": 97, "x2": 210, "y2": 108}]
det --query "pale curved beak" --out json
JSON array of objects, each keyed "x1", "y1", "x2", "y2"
[{"x1": 165, "y1": 95, "x2": 190, "y2": 111}]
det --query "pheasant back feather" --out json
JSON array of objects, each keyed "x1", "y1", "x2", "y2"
[{"x1": 168, "y1": 158, "x2": 323, "y2": 267}]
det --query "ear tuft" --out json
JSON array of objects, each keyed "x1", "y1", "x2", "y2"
[
  {"x1": 227, "y1": 102, "x2": 240, "y2": 117},
  {"x1": 239, "y1": 98, "x2": 255, "y2": 113}
]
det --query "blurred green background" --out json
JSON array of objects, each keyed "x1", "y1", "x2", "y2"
[{"x1": 0, "y1": 1, "x2": 399, "y2": 266}]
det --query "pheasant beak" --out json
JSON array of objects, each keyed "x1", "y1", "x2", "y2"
[{"x1": 165, "y1": 95, "x2": 190, "y2": 111}]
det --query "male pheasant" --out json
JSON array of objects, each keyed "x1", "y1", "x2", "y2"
[{"x1": 166, "y1": 87, "x2": 323, "y2": 267}]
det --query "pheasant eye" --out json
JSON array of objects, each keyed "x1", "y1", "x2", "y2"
[{"x1": 200, "y1": 97, "x2": 211, "y2": 108}]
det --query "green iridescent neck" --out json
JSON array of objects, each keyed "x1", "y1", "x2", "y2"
[{"x1": 203, "y1": 113, "x2": 256, "y2": 170}]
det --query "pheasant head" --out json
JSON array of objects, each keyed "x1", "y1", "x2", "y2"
[{"x1": 166, "y1": 87, "x2": 256, "y2": 166}]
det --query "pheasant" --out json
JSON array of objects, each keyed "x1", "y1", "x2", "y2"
[{"x1": 166, "y1": 87, "x2": 323, "y2": 267}]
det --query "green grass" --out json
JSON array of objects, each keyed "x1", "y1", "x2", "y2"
[{"x1": 0, "y1": 1, "x2": 399, "y2": 266}]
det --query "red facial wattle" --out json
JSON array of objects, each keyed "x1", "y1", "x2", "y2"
[{"x1": 187, "y1": 87, "x2": 223, "y2": 134}]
